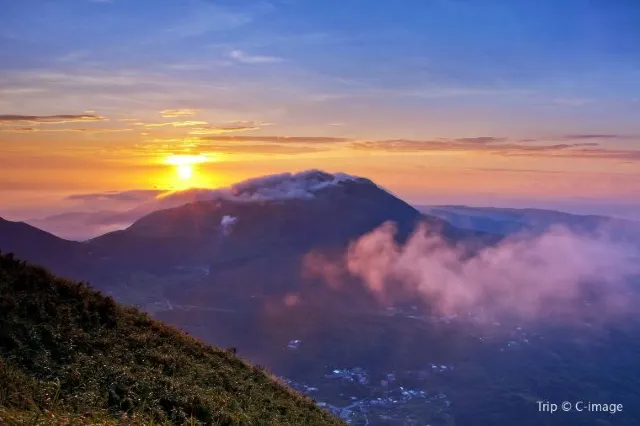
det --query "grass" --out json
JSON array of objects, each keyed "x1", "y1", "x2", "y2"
[{"x1": 0, "y1": 252, "x2": 344, "y2": 425}]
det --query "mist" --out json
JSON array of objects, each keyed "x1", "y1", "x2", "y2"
[{"x1": 307, "y1": 222, "x2": 640, "y2": 323}]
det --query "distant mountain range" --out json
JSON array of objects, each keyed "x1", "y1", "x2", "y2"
[{"x1": 419, "y1": 205, "x2": 640, "y2": 243}]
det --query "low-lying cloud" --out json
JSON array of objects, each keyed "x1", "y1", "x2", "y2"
[
  {"x1": 306, "y1": 222, "x2": 640, "y2": 323},
  {"x1": 67, "y1": 189, "x2": 164, "y2": 203},
  {"x1": 220, "y1": 215, "x2": 238, "y2": 236}
]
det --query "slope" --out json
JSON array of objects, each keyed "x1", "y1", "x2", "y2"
[
  {"x1": 0, "y1": 217, "x2": 89, "y2": 277},
  {"x1": 0, "y1": 253, "x2": 343, "y2": 425}
]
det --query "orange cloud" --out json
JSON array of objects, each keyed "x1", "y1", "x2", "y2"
[
  {"x1": 199, "y1": 135, "x2": 350, "y2": 143},
  {"x1": 159, "y1": 109, "x2": 199, "y2": 118},
  {"x1": 139, "y1": 120, "x2": 208, "y2": 128},
  {"x1": 188, "y1": 125, "x2": 261, "y2": 135}
]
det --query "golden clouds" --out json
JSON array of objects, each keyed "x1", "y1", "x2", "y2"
[
  {"x1": 160, "y1": 109, "x2": 199, "y2": 118},
  {"x1": 139, "y1": 120, "x2": 208, "y2": 128}
]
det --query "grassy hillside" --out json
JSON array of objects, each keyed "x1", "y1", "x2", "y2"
[{"x1": 0, "y1": 252, "x2": 343, "y2": 425}]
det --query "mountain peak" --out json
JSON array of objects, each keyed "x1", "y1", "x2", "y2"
[
  {"x1": 88, "y1": 171, "x2": 420, "y2": 268},
  {"x1": 154, "y1": 170, "x2": 369, "y2": 205},
  {"x1": 229, "y1": 169, "x2": 367, "y2": 201}
]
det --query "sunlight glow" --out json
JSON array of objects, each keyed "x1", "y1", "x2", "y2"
[
  {"x1": 162, "y1": 154, "x2": 211, "y2": 187},
  {"x1": 177, "y1": 164, "x2": 193, "y2": 180},
  {"x1": 165, "y1": 154, "x2": 209, "y2": 166}
]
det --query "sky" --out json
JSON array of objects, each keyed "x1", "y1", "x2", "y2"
[{"x1": 1, "y1": 0, "x2": 640, "y2": 226}]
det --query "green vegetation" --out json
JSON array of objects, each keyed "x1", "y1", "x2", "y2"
[{"x1": 0, "y1": 253, "x2": 343, "y2": 425}]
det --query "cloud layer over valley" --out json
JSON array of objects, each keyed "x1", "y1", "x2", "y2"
[{"x1": 306, "y1": 222, "x2": 640, "y2": 324}]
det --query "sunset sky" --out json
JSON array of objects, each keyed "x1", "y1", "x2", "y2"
[{"x1": 1, "y1": 0, "x2": 640, "y2": 223}]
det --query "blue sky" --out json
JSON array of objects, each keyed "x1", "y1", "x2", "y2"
[
  {"x1": 1, "y1": 0, "x2": 639, "y2": 220},
  {"x1": 3, "y1": 0, "x2": 640, "y2": 138}
]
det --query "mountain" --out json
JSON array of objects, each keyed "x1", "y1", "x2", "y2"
[
  {"x1": 90, "y1": 171, "x2": 498, "y2": 266},
  {"x1": 0, "y1": 217, "x2": 91, "y2": 280},
  {"x1": 27, "y1": 188, "x2": 232, "y2": 241},
  {"x1": 84, "y1": 171, "x2": 501, "y2": 308},
  {"x1": 89, "y1": 171, "x2": 418, "y2": 265},
  {"x1": 419, "y1": 205, "x2": 640, "y2": 244},
  {"x1": 26, "y1": 210, "x2": 133, "y2": 242},
  {"x1": 0, "y1": 253, "x2": 342, "y2": 425},
  {"x1": 2, "y1": 171, "x2": 503, "y2": 308}
]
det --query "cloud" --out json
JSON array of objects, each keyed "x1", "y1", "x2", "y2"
[
  {"x1": 227, "y1": 170, "x2": 361, "y2": 200},
  {"x1": 0, "y1": 114, "x2": 106, "y2": 125},
  {"x1": 143, "y1": 132, "x2": 639, "y2": 161},
  {"x1": 220, "y1": 215, "x2": 238, "y2": 236},
  {"x1": 66, "y1": 189, "x2": 164, "y2": 203},
  {"x1": 551, "y1": 97, "x2": 593, "y2": 107},
  {"x1": 562, "y1": 134, "x2": 623, "y2": 140},
  {"x1": 0, "y1": 127, "x2": 38, "y2": 133},
  {"x1": 453, "y1": 136, "x2": 507, "y2": 144},
  {"x1": 229, "y1": 50, "x2": 283, "y2": 64},
  {"x1": 139, "y1": 120, "x2": 208, "y2": 128},
  {"x1": 169, "y1": 171, "x2": 362, "y2": 204},
  {"x1": 350, "y1": 137, "x2": 640, "y2": 161},
  {"x1": 307, "y1": 222, "x2": 640, "y2": 323},
  {"x1": 195, "y1": 143, "x2": 329, "y2": 154},
  {"x1": 199, "y1": 135, "x2": 350, "y2": 143},
  {"x1": 160, "y1": 109, "x2": 199, "y2": 118},
  {"x1": 518, "y1": 148, "x2": 640, "y2": 161},
  {"x1": 168, "y1": 2, "x2": 254, "y2": 38},
  {"x1": 0, "y1": 127, "x2": 132, "y2": 133},
  {"x1": 352, "y1": 138, "x2": 596, "y2": 153},
  {"x1": 466, "y1": 167, "x2": 568, "y2": 174},
  {"x1": 188, "y1": 123, "x2": 262, "y2": 135},
  {"x1": 140, "y1": 136, "x2": 333, "y2": 154}
]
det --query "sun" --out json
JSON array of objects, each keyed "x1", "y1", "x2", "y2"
[
  {"x1": 176, "y1": 164, "x2": 193, "y2": 180},
  {"x1": 164, "y1": 154, "x2": 209, "y2": 187}
]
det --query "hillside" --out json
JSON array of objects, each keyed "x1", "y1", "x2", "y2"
[
  {"x1": 0, "y1": 253, "x2": 343, "y2": 425},
  {"x1": 0, "y1": 217, "x2": 91, "y2": 278}
]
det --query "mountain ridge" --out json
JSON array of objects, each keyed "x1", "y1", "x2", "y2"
[{"x1": 0, "y1": 252, "x2": 343, "y2": 425}]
